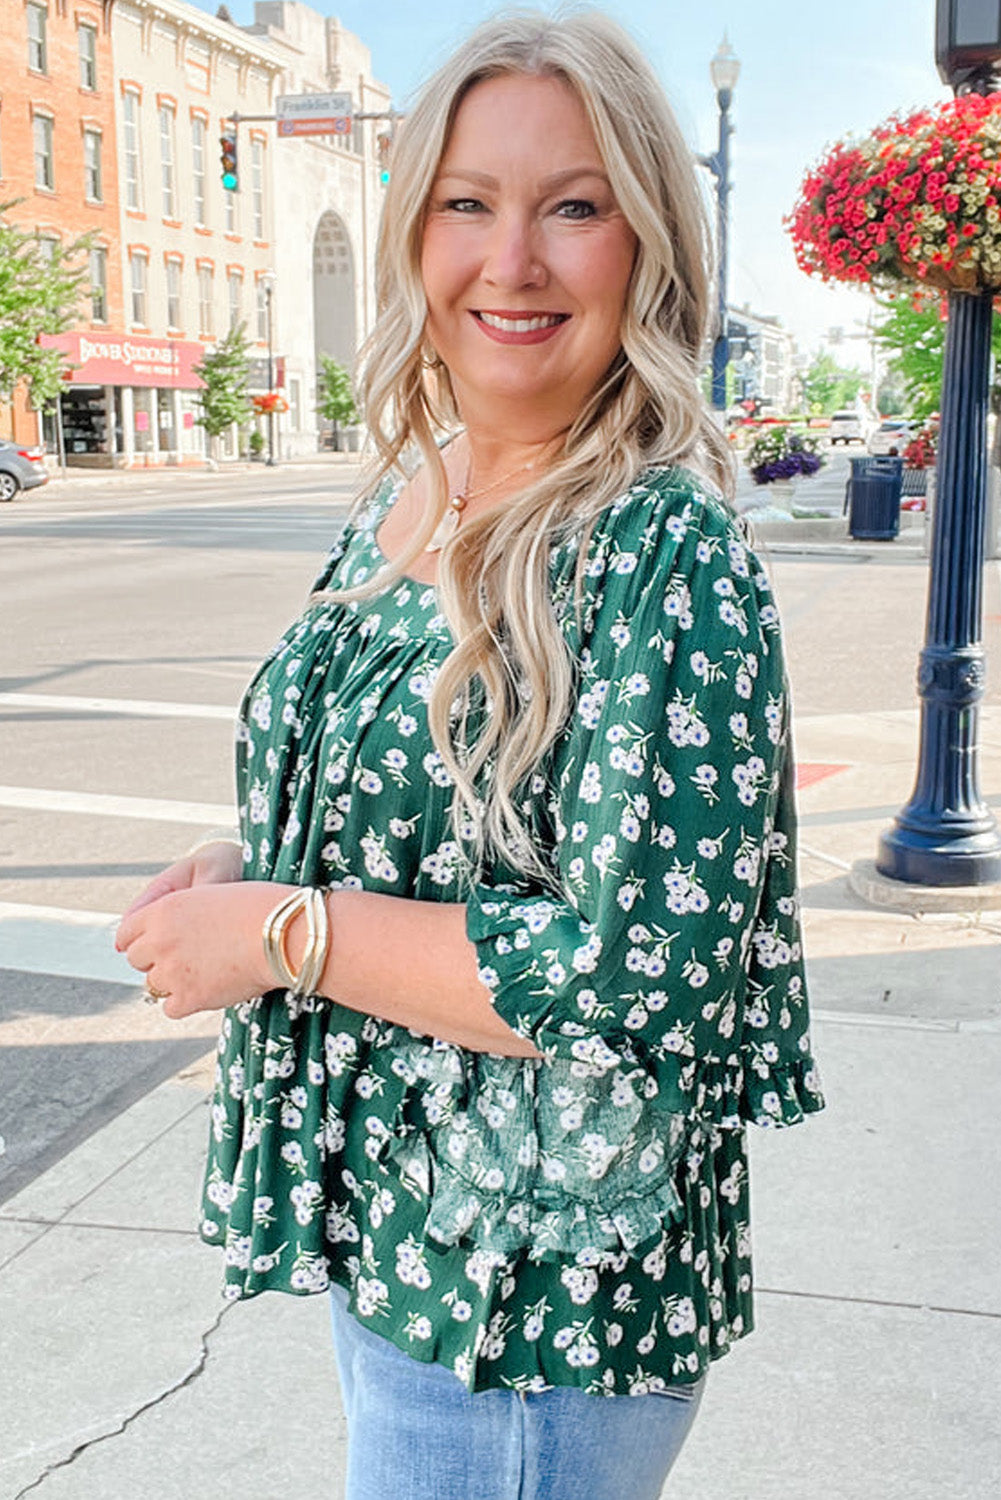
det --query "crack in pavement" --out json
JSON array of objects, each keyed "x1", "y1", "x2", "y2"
[{"x1": 12, "y1": 1300, "x2": 234, "y2": 1497}]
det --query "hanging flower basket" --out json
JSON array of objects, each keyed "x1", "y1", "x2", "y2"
[
  {"x1": 788, "y1": 93, "x2": 1001, "y2": 294},
  {"x1": 253, "y1": 391, "x2": 288, "y2": 415}
]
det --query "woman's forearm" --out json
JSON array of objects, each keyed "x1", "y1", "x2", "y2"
[{"x1": 286, "y1": 887, "x2": 540, "y2": 1058}]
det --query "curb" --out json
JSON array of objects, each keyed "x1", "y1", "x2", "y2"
[{"x1": 849, "y1": 857, "x2": 1001, "y2": 913}]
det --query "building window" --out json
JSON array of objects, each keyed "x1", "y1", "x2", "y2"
[
  {"x1": 251, "y1": 139, "x2": 264, "y2": 240},
  {"x1": 89, "y1": 247, "x2": 108, "y2": 322},
  {"x1": 198, "y1": 266, "x2": 213, "y2": 336},
  {"x1": 33, "y1": 115, "x2": 54, "y2": 191},
  {"x1": 27, "y1": 3, "x2": 47, "y2": 73},
  {"x1": 122, "y1": 92, "x2": 142, "y2": 211},
  {"x1": 166, "y1": 258, "x2": 182, "y2": 329},
  {"x1": 227, "y1": 272, "x2": 242, "y2": 331},
  {"x1": 78, "y1": 24, "x2": 97, "y2": 90},
  {"x1": 83, "y1": 130, "x2": 102, "y2": 202},
  {"x1": 225, "y1": 187, "x2": 236, "y2": 234},
  {"x1": 37, "y1": 234, "x2": 58, "y2": 263},
  {"x1": 192, "y1": 117, "x2": 207, "y2": 226},
  {"x1": 159, "y1": 106, "x2": 176, "y2": 219},
  {"x1": 256, "y1": 279, "x2": 268, "y2": 341},
  {"x1": 130, "y1": 252, "x2": 147, "y2": 325}
]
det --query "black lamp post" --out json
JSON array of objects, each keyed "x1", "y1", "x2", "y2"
[
  {"x1": 876, "y1": 0, "x2": 1001, "y2": 885},
  {"x1": 261, "y1": 269, "x2": 277, "y2": 468},
  {"x1": 699, "y1": 38, "x2": 740, "y2": 412}
]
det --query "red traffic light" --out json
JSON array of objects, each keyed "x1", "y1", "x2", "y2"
[{"x1": 220, "y1": 130, "x2": 238, "y2": 191}]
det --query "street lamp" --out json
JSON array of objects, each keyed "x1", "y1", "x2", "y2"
[
  {"x1": 700, "y1": 37, "x2": 740, "y2": 413},
  {"x1": 260, "y1": 268, "x2": 277, "y2": 468},
  {"x1": 876, "y1": 0, "x2": 1001, "y2": 885}
]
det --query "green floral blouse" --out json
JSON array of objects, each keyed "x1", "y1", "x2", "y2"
[{"x1": 200, "y1": 466, "x2": 824, "y2": 1396}]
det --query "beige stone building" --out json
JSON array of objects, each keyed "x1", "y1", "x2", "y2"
[{"x1": 242, "y1": 2, "x2": 391, "y2": 456}]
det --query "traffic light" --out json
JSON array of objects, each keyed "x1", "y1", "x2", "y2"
[
  {"x1": 377, "y1": 132, "x2": 392, "y2": 186},
  {"x1": 220, "y1": 130, "x2": 238, "y2": 191}
]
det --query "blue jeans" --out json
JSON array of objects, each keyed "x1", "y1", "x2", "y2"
[{"x1": 329, "y1": 1286, "x2": 705, "y2": 1500}]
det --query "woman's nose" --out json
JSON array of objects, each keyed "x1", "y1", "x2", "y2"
[{"x1": 482, "y1": 213, "x2": 547, "y2": 289}]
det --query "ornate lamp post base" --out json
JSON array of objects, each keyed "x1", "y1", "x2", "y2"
[{"x1": 876, "y1": 288, "x2": 1001, "y2": 886}]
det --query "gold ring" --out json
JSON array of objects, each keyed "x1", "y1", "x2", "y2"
[{"x1": 144, "y1": 983, "x2": 170, "y2": 1003}]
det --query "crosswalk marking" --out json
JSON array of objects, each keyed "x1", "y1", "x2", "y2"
[
  {"x1": 0, "y1": 692, "x2": 235, "y2": 721},
  {"x1": 0, "y1": 785, "x2": 235, "y2": 825}
]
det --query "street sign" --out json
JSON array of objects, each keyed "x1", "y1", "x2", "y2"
[{"x1": 276, "y1": 92, "x2": 352, "y2": 137}]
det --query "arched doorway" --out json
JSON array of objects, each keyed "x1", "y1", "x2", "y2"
[{"x1": 313, "y1": 211, "x2": 357, "y2": 375}]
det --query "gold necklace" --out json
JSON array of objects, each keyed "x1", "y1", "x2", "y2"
[{"x1": 424, "y1": 454, "x2": 541, "y2": 553}]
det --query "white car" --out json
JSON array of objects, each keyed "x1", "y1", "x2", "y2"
[
  {"x1": 867, "y1": 419, "x2": 913, "y2": 456},
  {"x1": 828, "y1": 410, "x2": 867, "y2": 444}
]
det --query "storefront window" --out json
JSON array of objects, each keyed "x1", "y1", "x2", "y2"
[{"x1": 60, "y1": 387, "x2": 109, "y2": 455}]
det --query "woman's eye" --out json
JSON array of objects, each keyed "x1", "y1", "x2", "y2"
[
  {"x1": 444, "y1": 198, "x2": 485, "y2": 213},
  {"x1": 555, "y1": 199, "x2": 597, "y2": 220}
]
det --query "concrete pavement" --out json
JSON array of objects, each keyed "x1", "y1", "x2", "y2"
[{"x1": 1, "y1": 484, "x2": 999, "y2": 1497}]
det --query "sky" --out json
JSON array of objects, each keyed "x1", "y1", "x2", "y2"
[{"x1": 190, "y1": 0, "x2": 952, "y2": 358}]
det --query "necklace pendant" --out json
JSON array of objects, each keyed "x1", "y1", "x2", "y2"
[{"x1": 425, "y1": 496, "x2": 465, "y2": 553}]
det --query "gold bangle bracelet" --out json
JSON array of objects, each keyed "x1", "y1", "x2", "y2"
[{"x1": 261, "y1": 886, "x2": 330, "y2": 997}]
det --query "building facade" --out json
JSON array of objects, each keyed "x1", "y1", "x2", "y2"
[
  {"x1": 242, "y1": 1, "x2": 390, "y2": 456},
  {"x1": 727, "y1": 304, "x2": 797, "y2": 413},
  {"x1": 91, "y1": 0, "x2": 285, "y2": 465},
  {"x1": 0, "y1": 0, "x2": 124, "y2": 449},
  {"x1": 3, "y1": 0, "x2": 393, "y2": 466}
]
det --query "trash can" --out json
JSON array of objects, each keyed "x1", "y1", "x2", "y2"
[{"x1": 845, "y1": 456, "x2": 903, "y2": 540}]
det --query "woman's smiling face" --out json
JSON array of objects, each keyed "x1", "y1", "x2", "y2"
[{"x1": 420, "y1": 72, "x2": 638, "y2": 437}]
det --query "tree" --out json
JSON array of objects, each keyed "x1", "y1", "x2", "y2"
[
  {"x1": 193, "y1": 322, "x2": 252, "y2": 459},
  {"x1": 799, "y1": 351, "x2": 867, "y2": 416},
  {"x1": 316, "y1": 355, "x2": 359, "y2": 450},
  {"x1": 0, "y1": 202, "x2": 93, "y2": 411},
  {"x1": 872, "y1": 287, "x2": 1001, "y2": 421}
]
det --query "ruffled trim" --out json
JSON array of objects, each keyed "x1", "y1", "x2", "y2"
[
  {"x1": 738, "y1": 1047, "x2": 825, "y2": 1127},
  {"x1": 374, "y1": 1040, "x2": 823, "y2": 1259},
  {"x1": 372, "y1": 1039, "x2": 702, "y2": 1259}
]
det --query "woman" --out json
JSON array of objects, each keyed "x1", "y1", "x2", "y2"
[{"x1": 117, "y1": 11, "x2": 823, "y2": 1498}]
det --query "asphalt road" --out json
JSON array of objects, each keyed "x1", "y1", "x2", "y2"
[{"x1": 0, "y1": 455, "x2": 997, "y2": 1200}]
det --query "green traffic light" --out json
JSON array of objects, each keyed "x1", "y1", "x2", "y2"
[{"x1": 222, "y1": 171, "x2": 238, "y2": 191}]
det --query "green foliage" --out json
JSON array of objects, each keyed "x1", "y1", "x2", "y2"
[
  {"x1": 248, "y1": 428, "x2": 264, "y2": 456},
  {"x1": 0, "y1": 202, "x2": 93, "y2": 407},
  {"x1": 316, "y1": 355, "x2": 359, "y2": 426},
  {"x1": 872, "y1": 287, "x2": 1001, "y2": 420},
  {"x1": 800, "y1": 351, "x2": 867, "y2": 416},
  {"x1": 194, "y1": 322, "x2": 252, "y2": 439}
]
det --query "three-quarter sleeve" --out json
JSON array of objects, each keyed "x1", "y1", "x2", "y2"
[{"x1": 466, "y1": 479, "x2": 823, "y2": 1129}]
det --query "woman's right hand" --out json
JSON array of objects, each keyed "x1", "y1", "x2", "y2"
[{"x1": 118, "y1": 839, "x2": 244, "y2": 924}]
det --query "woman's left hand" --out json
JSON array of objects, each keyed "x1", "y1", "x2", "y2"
[{"x1": 115, "y1": 881, "x2": 284, "y2": 1020}]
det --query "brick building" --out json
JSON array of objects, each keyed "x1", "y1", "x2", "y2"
[{"x1": 0, "y1": 0, "x2": 124, "y2": 449}]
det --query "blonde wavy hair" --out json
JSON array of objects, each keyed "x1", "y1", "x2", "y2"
[{"x1": 325, "y1": 7, "x2": 733, "y2": 883}]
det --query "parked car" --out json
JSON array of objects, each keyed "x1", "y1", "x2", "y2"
[
  {"x1": 0, "y1": 440, "x2": 48, "y2": 501},
  {"x1": 867, "y1": 419, "x2": 914, "y2": 456},
  {"x1": 828, "y1": 410, "x2": 867, "y2": 444}
]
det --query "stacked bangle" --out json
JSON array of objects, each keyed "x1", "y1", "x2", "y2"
[{"x1": 262, "y1": 887, "x2": 330, "y2": 997}]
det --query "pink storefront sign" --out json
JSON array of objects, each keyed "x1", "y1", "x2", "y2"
[{"x1": 40, "y1": 332, "x2": 205, "y2": 389}]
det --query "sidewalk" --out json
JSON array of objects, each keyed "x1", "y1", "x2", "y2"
[{"x1": 1, "y1": 676, "x2": 1000, "y2": 1490}]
